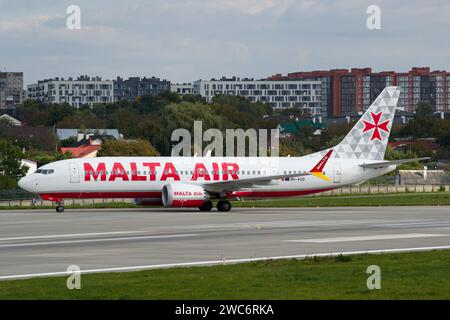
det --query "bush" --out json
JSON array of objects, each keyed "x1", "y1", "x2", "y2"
[{"x1": 0, "y1": 175, "x2": 19, "y2": 190}]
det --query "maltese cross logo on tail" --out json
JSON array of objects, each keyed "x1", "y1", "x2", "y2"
[{"x1": 362, "y1": 112, "x2": 390, "y2": 141}]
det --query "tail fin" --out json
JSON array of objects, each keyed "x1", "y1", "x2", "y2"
[{"x1": 333, "y1": 86, "x2": 400, "y2": 161}]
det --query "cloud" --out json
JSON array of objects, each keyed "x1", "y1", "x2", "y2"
[{"x1": 0, "y1": 0, "x2": 449, "y2": 85}]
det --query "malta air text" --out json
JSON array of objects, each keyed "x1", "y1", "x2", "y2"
[{"x1": 83, "y1": 162, "x2": 240, "y2": 182}]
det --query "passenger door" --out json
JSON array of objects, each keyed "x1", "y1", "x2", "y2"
[{"x1": 70, "y1": 163, "x2": 80, "y2": 183}]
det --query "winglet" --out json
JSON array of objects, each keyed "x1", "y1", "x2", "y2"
[{"x1": 310, "y1": 149, "x2": 333, "y2": 181}]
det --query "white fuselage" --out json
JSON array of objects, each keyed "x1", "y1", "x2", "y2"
[{"x1": 18, "y1": 155, "x2": 396, "y2": 202}]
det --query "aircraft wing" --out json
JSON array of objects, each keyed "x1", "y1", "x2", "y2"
[
  {"x1": 201, "y1": 171, "x2": 311, "y2": 192},
  {"x1": 359, "y1": 157, "x2": 430, "y2": 169}
]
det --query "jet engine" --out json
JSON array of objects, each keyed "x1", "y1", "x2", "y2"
[{"x1": 162, "y1": 183, "x2": 209, "y2": 208}]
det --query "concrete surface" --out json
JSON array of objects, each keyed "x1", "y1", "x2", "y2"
[{"x1": 0, "y1": 206, "x2": 449, "y2": 279}]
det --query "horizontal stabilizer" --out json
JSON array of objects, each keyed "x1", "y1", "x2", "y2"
[{"x1": 359, "y1": 157, "x2": 430, "y2": 169}]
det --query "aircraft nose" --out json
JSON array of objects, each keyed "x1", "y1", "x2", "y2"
[{"x1": 18, "y1": 175, "x2": 34, "y2": 192}]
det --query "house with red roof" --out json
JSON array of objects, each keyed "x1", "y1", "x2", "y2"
[{"x1": 61, "y1": 144, "x2": 101, "y2": 158}]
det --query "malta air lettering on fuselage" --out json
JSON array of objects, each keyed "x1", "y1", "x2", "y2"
[
  {"x1": 174, "y1": 191, "x2": 204, "y2": 196},
  {"x1": 83, "y1": 162, "x2": 240, "y2": 182}
]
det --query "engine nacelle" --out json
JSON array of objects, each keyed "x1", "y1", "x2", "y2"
[{"x1": 162, "y1": 183, "x2": 209, "y2": 208}]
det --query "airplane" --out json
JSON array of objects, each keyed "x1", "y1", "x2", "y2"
[{"x1": 18, "y1": 86, "x2": 429, "y2": 213}]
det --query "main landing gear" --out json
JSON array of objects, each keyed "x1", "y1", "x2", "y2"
[
  {"x1": 217, "y1": 200, "x2": 232, "y2": 212},
  {"x1": 198, "y1": 200, "x2": 232, "y2": 212},
  {"x1": 199, "y1": 200, "x2": 213, "y2": 211}
]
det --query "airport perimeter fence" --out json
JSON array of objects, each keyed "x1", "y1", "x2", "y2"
[{"x1": 0, "y1": 185, "x2": 449, "y2": 208}]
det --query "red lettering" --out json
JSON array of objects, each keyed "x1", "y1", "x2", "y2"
[
  {"x1": 221, "y1": 163, "x2": 239, "y2": 181},
  {"x1": 160, "y1": 162, "x2": 180, "y2": 181},
  {"x1": 191, "y1": 163, "x2": 211, "y2": 181},
  {"x1": 109, "y1": 162, "x2": 129, "y2": 181},
  {"x1": 84, "y1": 163, "x2": 106, "y2": 181},
  {"x1": 143, "y1": 162, "x2": 160, "y2": 181},
  {"x1": 212, "y1": 162, "x2": 220, "y2": 181},
  {"x1": 130, "y1": 163, "x2": 146, "y2": 181}
]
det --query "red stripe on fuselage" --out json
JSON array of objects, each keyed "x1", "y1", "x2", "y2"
[
  {"x1": 40, "y1": 191, "x2": 161, "y2": 201},
  {"x1": 40, "y1": 188, "x2": 336, "y2": 201}
]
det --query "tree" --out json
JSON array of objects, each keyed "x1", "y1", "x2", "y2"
[
  {"x1": 0, "y1": 139, "x2": 27, "y2": 189},
  {"x1": 400, "y1": 101, "x2": 436, "y2": 138},
  {"x1": 279, "y1": 138, "x2": 312, "y2": 157},
  {"x1": 97, "y1": 139, "x2": 159, "y2": 157},
  {"x1": 61, "y1": 136, "x2": 78, "y2": 147},
  {"x1": 0, "y1": 139, "x2": 27, "y2": 177},
  {"x1": 157, "y1": 102, "x2": 225, "y2": 155}
]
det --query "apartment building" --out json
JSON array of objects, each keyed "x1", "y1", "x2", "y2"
[
  {"x1": 170, "y1": 83, "x2": 194, "y2": 96},
  {"x1": 269, "y1": 67, "x2": 450, "y2": 117},
  {"x1": 0, "y1": 70, "x2": 24, "y2": 110},
  {"x1": 193, "y1": 77, "x2": 322, "y2": 116},
  {"x1": 114, "y1": 76, "x2": 170, "y2": 101},
  {"x1": 27, "y1": 76, "x2": 114, "y2": 108}
]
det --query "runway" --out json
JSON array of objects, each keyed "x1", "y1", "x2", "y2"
[{"x1": 1, "y1": 206, "x2": 450, "y2": 280}]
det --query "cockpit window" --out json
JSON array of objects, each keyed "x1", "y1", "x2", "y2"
[{"x1": 35, "y1": 169, "x2": 54, "y2": 175}]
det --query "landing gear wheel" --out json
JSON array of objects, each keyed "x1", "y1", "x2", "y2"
[
  {"x1": 217, "y1": 200, "x2": 231, "y2": 212},
  {"x1": 199, "y1": 200, "x2": 213, "y2": 211},
  {"x1": 56, "y1": 205, "x2": 65, "y2": 213}
]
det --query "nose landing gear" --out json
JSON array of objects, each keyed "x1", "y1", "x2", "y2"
[{"x1": 55, "y1": 200, "x2": 65, "y2": 213}]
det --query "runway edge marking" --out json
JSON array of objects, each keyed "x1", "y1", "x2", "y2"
[
  {"x1": 2, "y1": 245, "x2": 450, "y2": 280},
  {"x1": 283, "y1": 233, "x2": 448, "y2": 243}
]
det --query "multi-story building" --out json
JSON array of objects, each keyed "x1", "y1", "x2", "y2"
[
  {"x1": 114, "y1": 76, "x2": 170, "y2": 101},
  {"x1": 0, "y1": 71, "x2": 24, "y2": 110},
  {"x1": 27, "y1": 76, "x2": 114, "y2": 108},
  {"x1": 193, "y1": 77, "x2": 322, "y2": 116},
  {"x1": 170, "y1": 83, "x2": 194, "y2": 96},
  {"x1": 269, "y1": 67, "x2": 450, "y2": 117}
]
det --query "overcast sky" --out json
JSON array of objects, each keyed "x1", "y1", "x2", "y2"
[{"x1": 1, "y1": 0, "x2": 450, "y2": 85}]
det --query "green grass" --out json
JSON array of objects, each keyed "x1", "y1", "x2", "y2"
[
  {"x1": 233, "y1": 192, "x2": 450, "y2": 207},
  {"x1": 1, "y1": 192, "x2": 448, "y2": 210},
  {"x1": 1, "y1": 250, "x2": 450, "y2": 299}
]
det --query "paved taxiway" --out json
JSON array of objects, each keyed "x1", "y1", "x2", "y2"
[{"x1": 0, "y1": 206, "x2": 450, "y2": 279}]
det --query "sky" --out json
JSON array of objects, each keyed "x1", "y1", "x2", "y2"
[{"x1": 1, "y1": 0, "x2": 450, "y2": 86}]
